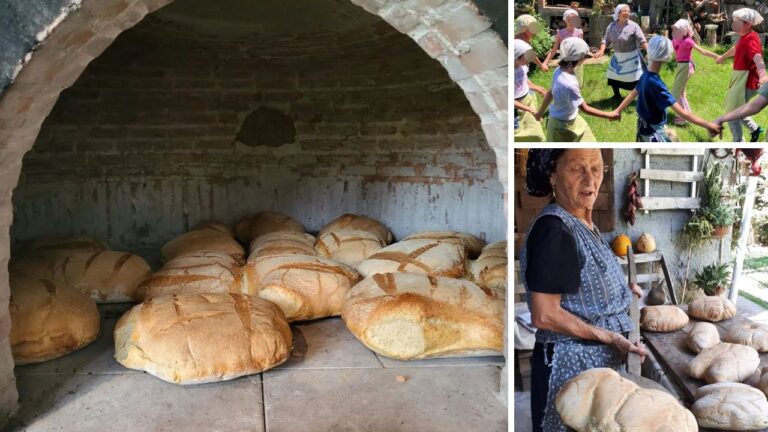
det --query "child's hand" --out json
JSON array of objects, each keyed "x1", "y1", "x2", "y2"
[
  {"x1": 760, "y1": 75, "x2": 768, "y2": 86},
  {"x1": 540, "y1": 63, "x2": 549, "y2": 72},
  {"x1": 533, "y1": 87, "x2": 547, "y2": 96},
  {"x1": 706, "y1": 122, "x2": 722, "y2": 138},
  {"x1": 715, "y1": 55, "x2": 724, "y2": 64},
  {"x1": 534, "y1": 111, "x2": 543, "y2": 122},
  {"x1": 608, "y1": 110, "x2": 621, "y2": 121}
]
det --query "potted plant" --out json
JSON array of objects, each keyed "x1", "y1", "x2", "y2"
[
  {"x1": 693, "y1": 263, "x2": 731, "y2": 296},
  {"x1": 682, "y1": 215, "x2": 714, "y2": 246},
  {"x1": 704, "y1": 204, "x2": 736, "y2": 238}
]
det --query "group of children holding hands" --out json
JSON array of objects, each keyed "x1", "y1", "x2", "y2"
[{"x1": 514, "y1": 6, "x2": 768, "y2": 142}]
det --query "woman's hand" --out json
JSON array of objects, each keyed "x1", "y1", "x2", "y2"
[
  {"x1": 607, "y1": 332, "x2": 647, "y2": 363},
  {"x1": 628, "y1": 282, "x2": 643, "y2": 298}
]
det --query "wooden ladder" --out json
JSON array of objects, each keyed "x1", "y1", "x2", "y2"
[{"x1": 640, "y1": 148, "x2": 705, "y2": 213}]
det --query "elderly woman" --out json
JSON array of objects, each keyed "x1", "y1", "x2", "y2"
[
  {"x1": 520, "y1": 149, "x2": 646, "y2": 432},
  {"x1": 595, "y1": 4, "x2": 649, "y2": 100}
]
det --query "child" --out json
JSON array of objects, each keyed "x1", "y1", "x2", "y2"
[
  {"x1": 716, "y1": 8, "x2": 767, "y2": 141},
  {"x1": 535, "y1": 38, "x2": 620, "y2": 142},
  {"x1": 514, "y1": 39, "x2": 547, "y2": 142},
  {"x1": 543, "y1": 9, "x2": 586, "y2": 88},
  {"x1": 670, "y1": 19, "x2": 718, "y2": 125},
  {"x1": 614, "y1": 35, "x2": 721, "y2": 141},
  {"x1": 515, "y1": 14, "x2": 549, "y2": 72},
  {"x1": 714, "y1": 82, "x2": 768, "y2": 129}
]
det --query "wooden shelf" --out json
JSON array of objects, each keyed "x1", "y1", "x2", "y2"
[
  {"x1": 640, "y1": 197, "x2": 701, "y2": 210},
  {"x1": 640, "y1": 169, "x2": 704, "y2": 183}
]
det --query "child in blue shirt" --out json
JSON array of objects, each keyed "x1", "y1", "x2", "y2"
[{"x1": 614, "y1": 35, "x2": 721, "y2": 141}]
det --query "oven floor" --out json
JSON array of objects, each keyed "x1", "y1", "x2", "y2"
[{"x1": 7, "y1": 304, "x2": 507, "y2": 431}]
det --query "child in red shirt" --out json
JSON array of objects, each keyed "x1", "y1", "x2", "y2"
[{"x1": 717, "y1": 8, "x2": 768, "y2": 141}]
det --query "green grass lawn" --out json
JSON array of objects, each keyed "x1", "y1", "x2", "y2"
[
  {"x1": 527, "y1": 45, "x2": 768, "y2": 142},
  {"x1": 745, "y1": 255, "x2": 768, "y2": 271}
]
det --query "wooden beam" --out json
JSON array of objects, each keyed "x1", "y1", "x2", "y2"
[
  {"x1": 640, "y1": 169, "x2": 704, "y2": 183},
  {"x1": 641, "y1": 148, "x2": 706, "y2": 156},
  {"x1": 639, "y1": 197, "x2": 701, "y2": 210},
  {"x1": 627, "y1": 247, "x2": 642, "y2": 376},
  {"x1": 617, "y1": 251, "x2": 664, "y2": 265}
]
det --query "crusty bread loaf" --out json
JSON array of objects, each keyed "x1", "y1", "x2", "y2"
[
  {"x1": 315, "y1": 229, "x2": 386, "y2": 267},
  {"x1": 687, "y1": 322, "x2": 721, "y2": 353},
  {"x1": 692, "y1": 382, "x2": 768, "y2": 430},
  {"x1": 318, "y1": 213, "x2": 392, "y2": 244},
  {"x1": 724, "y1": 321, "x2": 768, "y2": 352},
  {"x1": 356, "y1": 239, "x2": 466, "y2": 279},
  {"x1": 555, "y1": 368, "x2": 697, "y2": 432},
  {"x1": 161, "y1": 227, "x2": 245, "y2": 263},
  {"x1": 341, "y1": 272, "x2": 503, "y2": 360},
  {"x1": 402, "y1": 231, "x2": 485, "y2": 258},
  {"x1": 49, "y1": 250, "x2": 152, "y2": 303},
  {"x1": 136, "y1": 251, "x2": 242, "y2": 301},
  {"x1": 746, "y1": 367, "x2": 768, "y2": 396},
  {"x1": 191, "y1": 220, "x2": 235, "y2": 238},
  {"x1": 247, "y1": 231, "x2": 317, "y2": 261},
  {"x1": 640, "y1": 305, "x2": 689, "y2": 332},
  {"x1": 10, "y1": 277, "x2": 100, "y2": 365},
  {"x1": 470, "y1": 240, "x2": 507, "y2": 296},
  {"x1": 114, "y1": 293, "x2": 291, "y2": 384},
  {"x1": 10, "y1": 235, "x2": 109, "y2": 279},
  {"x1": 242, "y1": 255, "x2": 360, "y2": 322},
  {"x1": 688, "y1": 343, "x2": 760, "y2": 384},
  {"x1": 688, "y1": 295, "x2": 737, "y2": 322},
  {"x1": 234, "y1": 211, "x2": 304, "y2": 244}
]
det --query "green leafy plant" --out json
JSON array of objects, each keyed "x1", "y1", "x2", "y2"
[
  {"x1": 693, "y1": 263, "x2": 731, "y2": 296},
  {"x1": 683, "y1": 215, "x2": 714, "y2": 246},
  {"x1": 529, "y1": 15, "x2": 554, "y2": 60},
  {"x1": 703, "y1": 204, "x2": 736, "y2": 227}
]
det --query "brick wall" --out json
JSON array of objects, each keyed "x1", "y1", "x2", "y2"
[{"x1": 11, "y1": 15, "x2": 505, "y2": 264}]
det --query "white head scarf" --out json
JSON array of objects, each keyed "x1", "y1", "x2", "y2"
[
  {"x1": 648, "y1": 35, "x2": 674, "y2": 62},
  {"x1": 563, "y1": 9, "x2": 579, "y2": 21},
  {"x1": 613, "y1": 4, "x2": 629, "y2": 22},
  {"x1": 560, "y1": 38, "x2": 590, "y2": 62},
  {"x1": 672, "y1": 19, "x2": 694, "y2": 39},
  {"x1": 514, "y1": 39, "x2": 536, "y2": 62},
  {"x1": 733, "y1": 8, "x2": 764, "y2": 26},
  {"x1": 515, "y1": 14, "x2": 539, "y2": 35}
]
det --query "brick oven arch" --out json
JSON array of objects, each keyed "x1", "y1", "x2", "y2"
[{"x1": 0, "y1": 0, "x2": 508, "y2": 421}]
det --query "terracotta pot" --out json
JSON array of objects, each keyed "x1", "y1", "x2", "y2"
[
  {"x1": 712, "y1": 226, "x2": 731, "y2": 238},
  {"x1": 706, "y1": 286, "x2": 727, "y2": 296}
]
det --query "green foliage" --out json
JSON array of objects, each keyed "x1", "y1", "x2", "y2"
[
  {"x1": 529, "y1": 15, "x2": 554, "y2": 60},
  {"x1": 694, "y1": 263, "x2": 731, "y2": 295},
  {"x1": 703, "y1": 205, "x2": 736, "y2": 227},
  {"x1": 755, "y1": 215, "x2": 768, "y2": 246},
  {"x1": 700, "y1": 161, "x2": 736, "y2": 228},
  {"x1": 683, "y1": 215, "x2": 714, "y2": 246},
  {"x1": 515, "y1": 0, "x2": 535, "y2": 15}
]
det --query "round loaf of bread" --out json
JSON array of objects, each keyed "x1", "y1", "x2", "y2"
[
  {"x1": 356, "y1": 239, "x2": 467, "y2": 279},
  {"x1": 234, "y1": 211, "x2": 304, "y2": 245},
  {"x1": 161, "y1": 228, "x2": 245, "y2": 263},
  {"x1": 242, "y1": 255, "x2": 360, "y2": 321},
  {"x1": 10, "y1": 277, "x2": 100, "y2": 365},
  {"x1": 114, "y1": 293, "x2": 292, "y2": 385},
  {"x1": 692, "y1": 382, "x2": 768, "y2": 430},
  {"x1": 51, "y1": 250, "x2": 152, "y2": 303},
  {"x1": 136, "y1": 251, "x2": 242, "y2": 301},
  {"x1": 402, "y1": 231, "x2": 485, "y2": 258},
  {"x1": 10, "y1": 236, "x2": 109, "y2": 280},
  {"x1": 724, "y1": 321, "x2": 768, "y2": 352},
  {"x1": 640, "y1": 305, "x2": 689, "y2": 332},
  {"x1": 470, "y1": 240, "x2": 507, "y2": 296},
  {"x1": 555, "y1": 368, "x2": 697, "y2": 432},
  {"x1": 247, "y1": 231, "x2": 317, "y2": 261},
  {"x1": 315, "y1": 229, "x2": 386, "y2": 267},
  {"x1": 746, "y1": 367, "x2": 768, "y2": 396},
  {"x1": 342, "y1": 272, "x2": 503, "y2": 360},
  {"x1": 318, "y1": 214, "x2": 392, "y2": 244},
  {"x1": 687, "y1": 322, "x2": 721, "y2": 354},
  {"x1": 688, "y1": 342, "x2": 760, "y2": 384},
  {"x1": 688, "y1": 296, "x2": 737, "y2": 322}
]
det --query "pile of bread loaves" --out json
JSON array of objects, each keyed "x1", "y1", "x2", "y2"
[
  {"x1": 562, "y1": 295, "x2": 768, "y2": 431},
  {"x1": 9, "y1": 212, "x2": 506, "y2": 385}
]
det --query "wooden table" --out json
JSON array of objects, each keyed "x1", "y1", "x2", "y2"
[{"x1": 643, "y1": 306, "x2": 768, "y2": 432}]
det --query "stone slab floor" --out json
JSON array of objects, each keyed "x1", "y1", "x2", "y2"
[{"x1": 7, "y1": 304, "x2": 508, "y2": 431}]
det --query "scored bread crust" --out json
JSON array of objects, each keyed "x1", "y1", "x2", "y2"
[
  {"x1": 318, "y1": 214, "x2": 393, "y2": 245},
  {"x1": 136, "y1": 251, "x2": 242, "y2": 301},
  {"x1": 402, "y1": 231, "x2": 485, "y2": 258},
  {"x1": 114, "y1": 293, "x2": 292, "y2": 385},
  {"x1": 315, "y1": 229, "x2": 386, "y2": 267},
  {"x1": 341, "y1": 272, "x2": 503, "y2": 360},
  {"x1": 10, "y1": 277, "x2": 100, "y2": 365},
  {"x1": 356, "y1": 239, "x2": 467, "y2": 279},
  {"x1": 470, "y1": 240, "x2": 507, "y2": 296},
  {"x1": 161, "y1": 228, "x2": 245, "y2": 263},
  {"x1": 688, "y1": 296, "x2": 737, "y2": 322},
  {"x1": 247, "y1": 231, "x2": 317, "y2": 261},
  {"x1": 234, "y1": 211, "x2": 304, "y2": 245}
]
